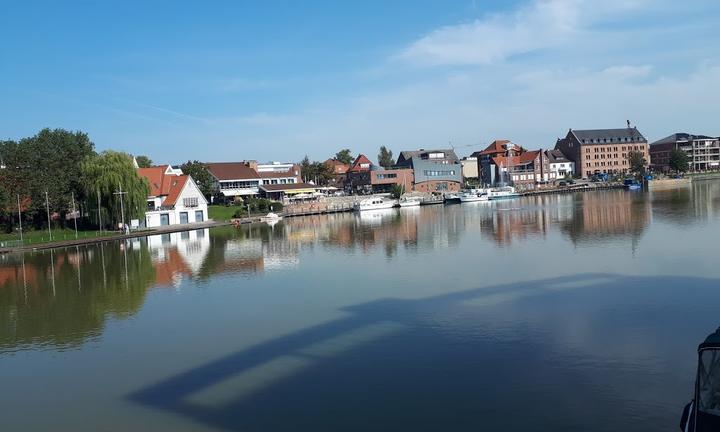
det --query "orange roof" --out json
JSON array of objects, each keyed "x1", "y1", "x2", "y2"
[
  {"x1": 491, "y1": 150, "x2": 541, "y2": 168},
  {"x1": 163, "y1": 176, "x2": 189, "y2": 206},
  {"x1": 137, "y1": 166, "x2": 190, "y2": 205},
  {"x1": 138, "y1": 165, "x2": 172, "y2": 196}
]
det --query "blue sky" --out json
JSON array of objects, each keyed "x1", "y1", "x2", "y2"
[{"x1": 2, "y1": 0, "x2": 719, "y2": 164}]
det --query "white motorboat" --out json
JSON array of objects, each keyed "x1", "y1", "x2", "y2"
[
  {"x1": 459, "y1": 189, "x2": 489, "y2": 202},
  {"x1": 398, "y1": 196, "x2": 421, "y2": 207},
  {"x1": 487, "y1": 186, "x2": 520, "y2": 200},
  {"x1": 353, "y1": 197, "x2": 397, "y2": 211}
]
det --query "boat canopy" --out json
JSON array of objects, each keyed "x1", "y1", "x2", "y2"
[
  {"x1": 699, "y1": 331, "x2": 720, "y2": 417},
  {"x1": 683, "y1": 328, "x2": 720, "y2": 431}
]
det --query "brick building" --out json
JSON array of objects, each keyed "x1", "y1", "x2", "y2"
[
  {"x1": 554, "y1": 127, "x2": 648, "y2": 178},
  {"x1": 395, "y1": 149, "x2": 462, "y2": 193}
]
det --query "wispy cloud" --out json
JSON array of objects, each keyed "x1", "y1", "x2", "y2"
[{"x1": 398, "y1": 0, "x2": 651, "y2": 67}]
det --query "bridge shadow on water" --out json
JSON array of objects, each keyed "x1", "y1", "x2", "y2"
[{"x1": 128, "y1": 273, "x2": 720, "y2": 431}]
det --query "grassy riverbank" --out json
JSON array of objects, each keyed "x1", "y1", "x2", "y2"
[{"x1": 0, "y1": 228, "x2": 119, "y2": 247}]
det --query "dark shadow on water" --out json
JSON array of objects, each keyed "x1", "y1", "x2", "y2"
[{"x1": 128, "y1": 273, "x2": 719, "y2": 431}]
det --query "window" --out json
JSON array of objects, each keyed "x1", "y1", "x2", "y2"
[
  {"x1": 423, "y1": 170, "x2": 456, "y2": 177},
  {"x1": 183, "y1": 197, "x2": 199, "y2": 207},
  {"x1": 376, "y1": 173, "x2": 397, "y2": 179}
]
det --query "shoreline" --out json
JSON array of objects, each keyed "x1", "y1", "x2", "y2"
[{"x1": 0, "y1": 183, "x2": 635, "y2": 255}]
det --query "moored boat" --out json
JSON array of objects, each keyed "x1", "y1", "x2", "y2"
[
  {"x1": 459, "y1": 189, "x2": 489, "y2": 202},
  {"x1": 354, "y1": 197, "x2": 397, "y2": 211},
  {"x1": 487, "y1": 186, "x2": 520, "y2": 200},
  {"x1": 398, "y1": 196, "x2": 421, "y2": 207}
]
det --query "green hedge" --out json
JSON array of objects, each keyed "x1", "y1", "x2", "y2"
[{"x1": 232, "y1": 199, "x2": 283, "y2": 218}]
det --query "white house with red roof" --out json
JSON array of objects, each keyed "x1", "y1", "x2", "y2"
[{"x1": 137, "y1": 165, "x2": 208, "y2": 227}]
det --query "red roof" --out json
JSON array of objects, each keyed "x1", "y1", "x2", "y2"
[
  {"x1": 478, "y1": 140, "x2": 511, "y2": 156},
  {"x1": 138, "y1": 166, "x2": 173, "y2": 196},
  {"x1": 348, "y1": 154, "x2": 373, "y2": 172},
  {"x1": 205, "y1": 162, "x2": 260, "y2": 180},
  {"x1": 491, "y1": 150, "x2": 541, "y2": 168},
  {"x1": 137, "y1": 166, "x2": 191, "y2": 205}
]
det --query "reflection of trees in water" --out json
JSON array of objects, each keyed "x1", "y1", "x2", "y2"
[
  {"x1": 0, "y1": 242, "x2": 154, "y2": 351},
  {"x1": 651, "y1": 180, "x2": 720, "y2": 224}
]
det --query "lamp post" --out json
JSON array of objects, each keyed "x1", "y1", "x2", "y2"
[
  {"x1": 16, "y1": 194, "x2": 23, "y2": 242},
  {"x1": 45, "y1": 191, "x2": 52, "y2": 241}
]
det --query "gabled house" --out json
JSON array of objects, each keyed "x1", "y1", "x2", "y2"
[
  {"x1": 545, "y1": 149, "x2": 575, "y2": 179},
  {"x1": 138, "y1": 165, "x2": 208, "y2": 227},
  {"x1": 345, "y1": 154, "x2": 413, "y2": 194},
  {"x1": 474, "y1": 140, "x2": 525, "y2": 185},
  {"x1": 395, "y1": 149, "x2": 462, "y2": 192},
  {"x1": 489, "y1": 149, "x2": 551, "y2": 188}
]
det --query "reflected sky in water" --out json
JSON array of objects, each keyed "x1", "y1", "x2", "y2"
[{"x1": 1, "y1": 181, "x2": 720, "y2": 431}]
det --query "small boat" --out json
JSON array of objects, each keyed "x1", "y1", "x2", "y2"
[
  {"x1": 260, "y1": 212, "x2": 282, "y2": 221},
  {"x1": 487, "y1": 186, "x2": 520, "y2": 200},
  {"x1": 398, "y1": 197, "x2": 421, "y2": 207},
  {"x1": 353, "y1": 197, "x2": 397, "y2": 211},
  {"x1": 459, "y1": 189, "x2": 489, "y2": 203},
  {"x1": 624, "y1": 179, "x2": 642, "y2": 190},
  {"x1": 444, "y1": 193, "x2": 461, "y2": 204}
]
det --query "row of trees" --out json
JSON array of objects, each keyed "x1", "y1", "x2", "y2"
[
  {"x1": 0, "y1": 128, "x2": 150, "y2": 233},
  {"x1": 298, "y1": 146, "x2": 396, "y2": 186}
]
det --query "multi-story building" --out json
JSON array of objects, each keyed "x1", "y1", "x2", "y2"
[
  {"x1": 206, "y1": 161, "x2": 301, "y2": 201},
  {"x1": 138, "y1": 165, "x2": 208, "y2": 227},
  {"x1": 345, "y1": 154, "x2": 414, "y2": 194},
  {"x1": 649, "y1": 133, "x2": 720, "y2": 172},
  {"x1": 460, "y1": 156, "x2": 479, "y2": 183},
  {"x1": 554, "y1": 127, "x2": 648, "y2": 178},
  {"x1": 395, "y1": 149, "x2": 462, "y2": 193},
  {"x1": 324, "y1": 158, "x2": 350, "y2": 189},
  {"x1": 545, "y1": 149, "x2": 575, "y2": 179},
  {"x1": 490, "y1": 149, "x2": 553, "y2": 188},
  {"x1": 473, "y1": 140, "x2": 525, "y2": 185}
]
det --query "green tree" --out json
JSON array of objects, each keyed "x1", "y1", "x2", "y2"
[
  {"x1": 378, "y1": 146, "x2": 394, "y2": 168},
  {"x1": 669, "y1": 148, "x2": 690, "y2": 173},
  {"x1": 135, "y1": 155, "x2": 153, "y2": 168},
  {"x1": 335, "y1": 149, "x2": 353, "y2": 165},
  {"x1": 1, "y1": 129, "x2": 95, "y2": 228},
  {"x1": 311, "y1": 161, "x2": 334, "y2": 185},
  {"x1": 81, "y1": 151, "x2": 149, "y2": 228},
  {"x1": 180, "y1": 160, "x2": 215, "y2": 198},
  {"x1": 627, "y1": 150, "x2": 647, "y2": 177},
  {"x1": 390, "y1": 184, "x2": 404, "y2": 199}
]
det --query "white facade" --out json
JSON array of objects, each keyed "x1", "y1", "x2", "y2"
[
  {"x1": 145, "y1": 177, "x2": 209, "y2": 228},
  {"x1": 549, "y1": 161, "x2": 575, "y2": 178}
]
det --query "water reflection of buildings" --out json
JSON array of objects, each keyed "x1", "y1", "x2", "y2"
[
  {"x1": 478, "y1": 192, "x2": 651, "y2": 247},
  {"x1": 143, "y1": 229, "x2": 211, "y2": 289}
]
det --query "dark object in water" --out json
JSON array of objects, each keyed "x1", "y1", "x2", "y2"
[{"x1": 680, "y1": 328, "x2": 720, "y2": 431}]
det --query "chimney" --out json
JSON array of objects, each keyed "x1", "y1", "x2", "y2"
[{"x1": 245, "y1": 160, "x2": 258, "y2": 172}]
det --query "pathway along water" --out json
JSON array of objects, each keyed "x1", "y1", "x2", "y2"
[{"x1": 1, "y1": 182, "x2": 719, "y2": 431}]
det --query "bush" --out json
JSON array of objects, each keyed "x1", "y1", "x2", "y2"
[{"x1": 232, "y1": 198, "x2": 283, "y2": 218}]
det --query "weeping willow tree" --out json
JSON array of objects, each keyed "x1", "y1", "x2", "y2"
[{"x1": 81, "y1": 151, "x2": 150, "y2": 228}]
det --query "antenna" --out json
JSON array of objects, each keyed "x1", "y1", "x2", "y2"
[{"x1": 626, "y1": 119, "x2": 631, "y2": 128}]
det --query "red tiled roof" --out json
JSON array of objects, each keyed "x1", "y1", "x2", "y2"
[
  {"x1": 348, "y1": 154, "x2": 373, "y2": 172},
  {"x1": 163, "y1": 176, "x2": 189, "y2": 206},
  {"x1": 478, "y1": 140, "x2": 511, "y2": 156},
  {"x1": 205, "y1": 162, "x2": 260, "y2": 180},
  {"x1": 138, "y1": 165, "x2": 172, "y2": 196},
  {"x1": 491, "y1": 150, "x2": 541, "y2": 168},
  {"x1": 137, "y1": 166, "x2": 191, "y2": 205}
]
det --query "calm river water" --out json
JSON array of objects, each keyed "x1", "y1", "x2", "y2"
[{"x1": 2, "y1": 182, "x2": 720, "y2": 431}]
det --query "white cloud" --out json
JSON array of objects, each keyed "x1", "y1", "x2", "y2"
[{"x1": 398, "y1": 0, "x2": 652, "y2": 66}]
